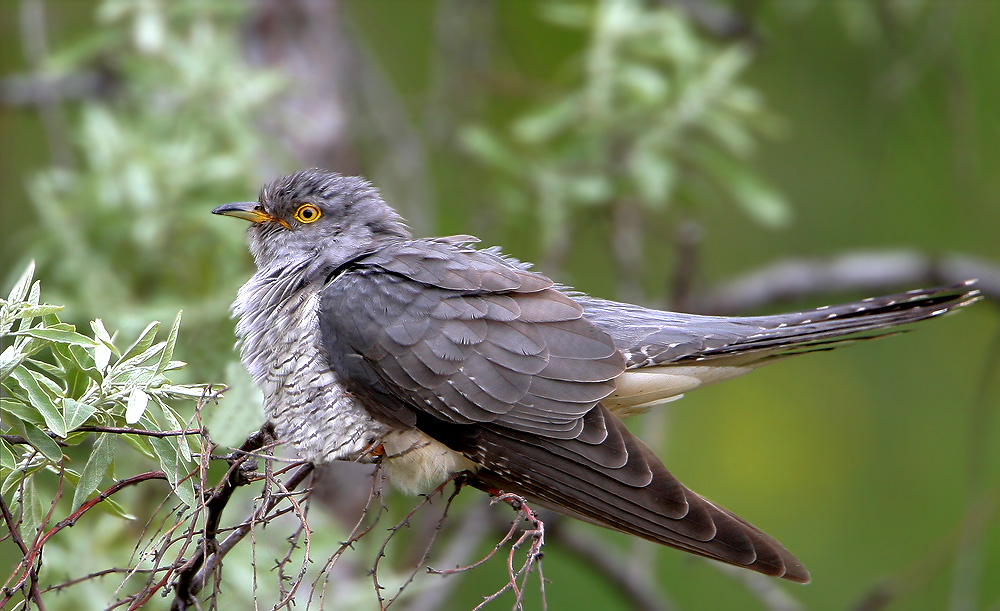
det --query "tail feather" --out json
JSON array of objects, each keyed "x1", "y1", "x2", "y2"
[
  {"x1": 578, "y1": 281, "x2": 980, "y2": 369},
  {"x1": 586, "y1": 282, "x2": 980, "y2": 413},
  {"x1": 469, "y1": 404, "x2": 811, "y2": 582}
]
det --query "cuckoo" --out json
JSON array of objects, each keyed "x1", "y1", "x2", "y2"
[{"x1": 214, "y1": 169, "x2": 978, "y2": 583}]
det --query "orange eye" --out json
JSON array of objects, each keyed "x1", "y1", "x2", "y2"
[{"x1": 294, "y1": 203, "x2": 321, "y2": 224}]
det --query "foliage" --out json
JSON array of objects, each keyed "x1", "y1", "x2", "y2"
[
  {"x1": 1, "y1": 262, "x2": 208, "y2": 511},
  {"x1": 21, "y1": 0, "x2": 282, "y2": 362},
  {"x1": 461, "y1": 0, "x2": 789, "y2": 255},
  {"x1": 0, "y1": 263, "x2": 215, "y2": 606}
]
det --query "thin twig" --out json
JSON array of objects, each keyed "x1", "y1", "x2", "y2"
[
  {"x1": 0, "y1": 470, "x2": 167, "y2": 607},
  {"x1": 380, "y1": 477, "x2": 466, "y2": 609},
  {"x1": 693, "y1": 250, "x2": 999, "y2": 315}
]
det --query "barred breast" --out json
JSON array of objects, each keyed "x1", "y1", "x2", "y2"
[{"x1": 232, "y1": 266, "x2": 387, "y2": 462}]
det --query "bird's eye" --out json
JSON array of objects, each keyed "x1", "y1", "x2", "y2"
[{"x1": 294, "y1": 203, "x2": 321, "y2": 224}]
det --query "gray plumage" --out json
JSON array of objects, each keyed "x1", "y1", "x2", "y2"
[{"x1": 215, "y1": 168, "x2": 979, "y2": 584}]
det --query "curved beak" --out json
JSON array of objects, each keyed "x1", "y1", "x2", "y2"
[{"x1": 212, "y1": 201, "x2": 272, "y2": 224}]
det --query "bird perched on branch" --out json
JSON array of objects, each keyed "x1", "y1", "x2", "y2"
[{"x1": 214, "y1": 168, "x2": 979, "y2": 583}]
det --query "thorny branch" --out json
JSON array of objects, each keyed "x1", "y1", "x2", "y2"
[
  {"x1": 428, "y1": 492, "x2": 547, "y2": 611},
  {"x1": 1, "y1": 468, "x2": 168, "y2": 609},
  {"x1": 372, "y1": 474, "x2": 466, "y2": 609}
]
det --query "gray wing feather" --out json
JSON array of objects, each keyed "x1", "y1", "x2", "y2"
[
  {"x1": 318, "y1": 238, "x2": 809, "y2": 583},
  {"x1": 321, "y1": 240, "x2": 622, "y2": 431}
]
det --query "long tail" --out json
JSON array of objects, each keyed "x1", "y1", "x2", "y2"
[{"x1": 578, "y1": 281, "x2": 980, "y2": 412}]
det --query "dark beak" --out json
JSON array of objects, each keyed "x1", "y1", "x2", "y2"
[{"x1": 212, "y1": 202, "x2": 276, "y2": 224}]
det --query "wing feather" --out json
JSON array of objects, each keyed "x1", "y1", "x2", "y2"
[{"x1": 318, "y1": 238, "x2": 809, "y2": 583}]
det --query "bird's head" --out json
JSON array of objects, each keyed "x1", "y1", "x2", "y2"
[{"x1": 213, "y1": 169, "x2": 410, "y2": 271}]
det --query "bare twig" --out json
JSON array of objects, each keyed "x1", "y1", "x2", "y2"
[
  {"x1": 429, "y1": 491, "x2": 547, "y2": 611},
  {"x1": 0, "y1": 470, "x2": 168, "y2": 608},
  {"x1": 311, "y1": 460, "x2": 388, "y2": 609},
  {"x1": 378, "y1": 476, "x2": 465, "y2": 609},
  {"x1": 407, "y1": 503, "x2": 495, "y2": 611},
  {"x1": 693, "y1": 250, "x2": 999, "y2": 315}
]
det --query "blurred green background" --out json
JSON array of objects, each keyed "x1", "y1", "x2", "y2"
[{"x1": 1, "y1": 1, "x2": 998, "y2": 609}]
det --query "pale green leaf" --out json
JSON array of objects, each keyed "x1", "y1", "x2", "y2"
[
  {"x1": 19, "y1": 478, "x2": 45, "y2": 542},
  {"x1": 22, "y1": 422, "x2": 63, "y2": 462},
  {"x1": 11, "y1": 367, "x2": 67, "y2": 437},
  {"x1": 71, "y1": 433, "x2": 115, "y2": 511},
  {"x1": 0, "y1": 439, "x2": 16, "y2": 472},
  {"x1": 0, "y1": 345, "x2": 24, "y2": 380},
  {"x1": 1, "y1": 398, "x2": 44, "y2": 426},
  {"x1": 155, "y1": 312, "x2": 182, "y2": 375},
  {"x1": 16, "y1": 304, "x2": 65, "y2": 319},
  {"x1": 118, "y1": 321, "x2": 160, "y2": 364},
  {"x1": 94, "y1": 343, "x2": 112, "y2": 373},
  {"x1": 90, "y1": 319, "x2": 118, "y2": 356},
  {"x1": 7, "y1": 262, "x2": 35, "y2": 303},
  {"x1": 149, "y1": 436, "x2": 195, "y2": 508},
  {"x1": 63, "y1": 398, "x2": 97, "y2": 431},
  {"x1": 125, "y1": 388, "x2": 149, "y2": 424},
  {"x1": 11, "y1": 328, "x2": 97, "y2": 347}
]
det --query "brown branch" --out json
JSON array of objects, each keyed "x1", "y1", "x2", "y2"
[
  {"x1": 169, "y1": 425, "x2": 279, "y2": 610},
  {"x1": 1, "y1": 425, "x2": 200, "y2": 447},
  {"x1": 692, "y1": 250, "x2": 999, "y2": 315},
  {"x1": 1, "y1": 433, "x2": 67, "y2": 447},
  {"x1": 0, "y1": 470, "x2": 167, "y2": 607},
  {"x1": 0, "y1": 489, "x2": 45, "y2": 609},
  {"x1": 76, "y1": 425, "x2": 204, "y2": 438},
  {"x1": 169, "y1": 461, "x2": 314, "y2": 610},
  {"x1": 428, "y1": 491, "x2": 547, "y2": 611}
]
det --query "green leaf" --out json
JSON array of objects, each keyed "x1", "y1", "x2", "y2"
[
  {"x1": 149, "y1": 436, "x2": 195, "y2": 508},
  {"x1": 21, "y1": 422, "x2": 63, "y2": 462},
  {"x1": 125, "y1": 388, "x2": 149, "y2": 424},
  {"x1": 16, "y1": 304, "x2": 65, "y2": 319},
  {"x1": 71, "y1": 433, "x2": 115, "y2": 511},
  {"x1": 1, "y1": 398, "x2": 45, "y2": 426},
  {"x1": 63, "y1": 431, "x2": 91, "y2": 446},
  {"x1": 155, "y1": 312, "x2": 181, "y2": 375},
  {"x1": 0, "y1": 439, "x2": 16, "y2": 472},
  {"x1": 702, "y1": 147, "x2": 792, "y2": 228},
  {"x1": 64, "y1": 398, "x2": 97, "y2": 431},
  {"x1": 156, "y1": 399, "x2": 193, "y2": 462},
  {"x1": 458, "y1": 126, "x2": 524, "y2": 176},
  {"x1": 114, "y1": 342, "x2": 166, "y2": 371},
  {"x1": 68, "y1": 344, "x2": 102, "y2": 383},
  {"x1": 119, "y1": 321, "x2": 160, "y2": 364},
  {"x1": 120, "y1": 433, "x2": 156, "y2": 459},
  {"x1": 11, "y1": 367, "x2": 67, "y2": 437},
  {"x1": 19, "y1": 478, "x2": 45, "y2": 543},
  {"x1": 0, "y1": 344, "x2": 24, "y2": 380},
  {"x1": 10, "y1": 328, "x2": 97, "y2": 347},
  {"x1": 7, "y1": 262, "x2": 35, "y2": 303},
  {"x1": 512, "y1": 96, "x2": 579, "y2": 144},
  {"x1": 98, "y1": 496, "x2": 135, "y2": 520}
]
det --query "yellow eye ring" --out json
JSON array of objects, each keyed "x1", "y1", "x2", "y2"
[{"x1": 293, "y1": 203, "x2": 321, "y2": 224}]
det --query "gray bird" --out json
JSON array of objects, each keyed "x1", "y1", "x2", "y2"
[{"x1": 214, "y1": 168, "x2": 978, "y2": 584}]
